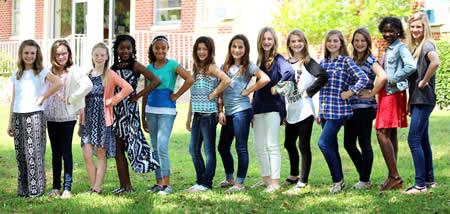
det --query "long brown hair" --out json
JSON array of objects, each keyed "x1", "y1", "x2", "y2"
[
  {"x1": 16, "y1": 39, "x2": 44, "y2": 80},
  {"x1": 223, "y1": 34, "x2": 250, "y2": 76},
  {"x1": 286, "y1": 29, "x2": 311, "y2": 64},
  {"x1": 50, "y1": 39, "x2": 74, "y2": 72},
  {"x1": 324, "y1": 30, "x2": 349, "y2": 59},
  {"x1": 351, "y1": 28, "x2": 372, "y2": 65},
  {"x1": 257, "y1": 27, "x2": 278, "y2": 71},
  {"x1": 91, "y1": 42, "x2": 110, "y2": 86},
  {"x1": 192, "y1": 36, "x2": 215, "y2": 76}
]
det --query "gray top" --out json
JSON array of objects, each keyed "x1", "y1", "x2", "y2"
[
  {"x1": 222, "y1": 63, "x2": 258, "y2": 115},
  {"x1": 408, "y1": 41, "x2": 437, "y2": 105}
]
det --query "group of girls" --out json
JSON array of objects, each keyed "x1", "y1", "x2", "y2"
[{"x1": 7, "y1": 12, "x2": 439, "y2": 198}]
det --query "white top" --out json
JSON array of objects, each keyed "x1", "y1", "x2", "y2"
[
  {"x1": 11, "y1": 68, "x2": 50, "y2": 113},
  {"x1": 285, "y1": 62, "x2": 316, "y2": 124}
]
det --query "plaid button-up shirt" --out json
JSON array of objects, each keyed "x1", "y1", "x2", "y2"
[{"x1": 319, "y1": 55, "x2": 368, "y2": 120}]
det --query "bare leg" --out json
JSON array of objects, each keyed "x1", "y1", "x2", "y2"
[
  {"x1": 93, "y1": 148, "x2": 107, "y2": 192},
  {"x1": 82, "y1": 144, "x2": 96, "y2": 188}
]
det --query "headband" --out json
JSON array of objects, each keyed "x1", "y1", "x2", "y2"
[{"x1": 152, "y1": 35, "x2": 169, "y2": 46}]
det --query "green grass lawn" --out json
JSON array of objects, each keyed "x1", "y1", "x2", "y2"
[{"x1": 0, "y1": 104, "x2": 449, "y2": 213}]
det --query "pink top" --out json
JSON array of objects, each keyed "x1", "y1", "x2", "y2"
[{"x1": 80, "y1": 69, "x2": 133, "y2": 126}]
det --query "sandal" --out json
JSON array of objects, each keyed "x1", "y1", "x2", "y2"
[
  {"x1": 380, "y1": 176, "x2": 403, "y2": 191},
  {"x1": 282, "y1": 177, "x2": 299, "y2": 187},
  {"x1": 219, "y1": 180, "x2": 234, "y2": 188},
  {"x1": 112, "y1": 187, "x2": 132, "y2": 195}
]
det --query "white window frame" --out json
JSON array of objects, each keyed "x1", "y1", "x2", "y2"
[{"x1": 11, "y1": 0, "x2": 21, "y2": 37}]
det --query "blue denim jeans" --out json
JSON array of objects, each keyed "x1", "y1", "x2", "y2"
[
  {"x1": 189, "y1": 112, "x2": 217, "y2": 188},
  {"x1": 407, "y1": 104, "x2": 435, "y2": 187},
  {"x1": 146, "y1": 113, "x2": 176, "y2": 179},
  {"x1": 318, "y1": 118, "x2": 346, "y2": 182},
  {"x1": 218, "y1": 108, "x2": 253, "y2": 184}
]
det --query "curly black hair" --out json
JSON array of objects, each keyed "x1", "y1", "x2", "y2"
[
  {"x1": 112, "y1": 34, "x2": 137, "y2": 66},
  {"x1": 378, "y1": 16, "x2": 405, "y2": 39}
]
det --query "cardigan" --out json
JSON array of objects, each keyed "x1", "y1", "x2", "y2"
[
  {"x1": 58, "y1": 66, "x2": 93, "y2": 115},
  {"x1": 80, "y1": 69, "x2": 133, "y2": 126}
]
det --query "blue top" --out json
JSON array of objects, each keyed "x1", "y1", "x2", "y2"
[
  {"x1": 252, "y1": 54, "x2": 294, "y2": 119},
  {"x1": 348, "y1": 54, "x2": 377, "y2": 109},
  {"x1": 190, "y1": 72, "x2": 218, "y2": 113},
  {"x1": 382, "y1": 39, "x2": 416, "y2": 95},
  {"x1": 145, "y1": 59, "x2": 179, "y2": 114},
  {"x1": 319, "y1": 55, "x2": 368, "y2": 120},
  {"x1": 222, "y1": 63, "x2": 259, "y2": 116}
]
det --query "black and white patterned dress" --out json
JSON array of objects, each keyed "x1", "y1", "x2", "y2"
[
  {"x1": 80, "y1": 74, "x2": 116, "y2": 157},
  {"x1": 112, "y1": 64, "x2": 159, "y2": 173}
]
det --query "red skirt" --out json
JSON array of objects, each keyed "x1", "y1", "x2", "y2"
[{"x1": 375, "y1": 87, "x2": 408, "y2": 129}]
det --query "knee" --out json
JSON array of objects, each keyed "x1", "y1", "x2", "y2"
[{"x1": 318, "y1": 139, "x2": 327, "y2": 152}]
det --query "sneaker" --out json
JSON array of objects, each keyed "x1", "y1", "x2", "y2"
[
  {"x1": 187, "y1": 184, "x2": 209, "y2": 193},
  {"x1": 425, "y1": 182, "x2": 436, "y2": 189},
  {"x1": 330, "y1": 179, "x2": 345, "y2": 193},
  {"x1": 250, "y1": 181, "x2": 267, "y2": 189},
  {"x1": 219, "y1": 180, "x2": 234, "y2": 188},
  {"x1": 158, "y1": 186, "x2": 173, "y2": 195},
  {"x1": 60, "y1": 190, "x2": 72, "y2": 199},
  {"x1": 147, "y1": 184, "x2": 163, "y2": 193},
  {"x1": 404, "y1": 185, "x2": 427, "y2": 194},
  {"x1": 353, "y1": 181, "x2": 372, "y2": 190},
  {"x1": 186, "y1": 184, "x2": 200, "y2": 192},
  {"x1": 264, "y1": 184, "x2": 280, "y2": 193},
  {"x1": 47, "y1": 189, "x2": 61, "y2": 197},
  {"x1": 283, "y1": 182, "x2": 307, "y2": 195},
  {"x1": 225, "y1": 185, "x2": 245, "y2": 194}
]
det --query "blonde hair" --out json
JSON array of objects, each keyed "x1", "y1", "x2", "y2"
[
  {"x1": 16, "y1": 39, "x2": 44, "y2": 80},
  {"x1": 257, "y1": 27, "x2": 278, "y2": 71},
  {"x1": 407, "y1": 12, "x2": 434, "y2": 60},
  {"x1": 91, "y1": 42, "x2": 110, "y2": 86},
  {"x1": 286, "y1": 29, "x2": 311, "y2": 64}
]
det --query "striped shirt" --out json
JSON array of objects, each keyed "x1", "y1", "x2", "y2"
[
  {"x1": 319, "y1": 55, "x2": 368, "y2": 120},
  {"x1": 348, "y1": 55, "x2": 377, "y2": 109},
  {"x1": 191, "y1": 73, "x2": 218, "y2": 113}
]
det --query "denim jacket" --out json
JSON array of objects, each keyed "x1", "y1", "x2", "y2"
[{"x1": 383, "y1": 39, "x2": 416, "y2": 95}]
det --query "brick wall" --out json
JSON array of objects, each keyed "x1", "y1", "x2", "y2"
[
  {"x1": 0, "y1": 0, "x2": 12, "y2": 41},
  {"x1": 35, "y1": 0, "x2": 44, "y2": 39},
  {"x1": 135, "y1": 0, "x2": 196, "y2": 33}
]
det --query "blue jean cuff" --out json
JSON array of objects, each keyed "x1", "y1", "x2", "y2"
[
  {"x1": 225, "y1": 173, "x2": 234, "y2": 180},
  {"x1": 235, "y1": 177, "x2": 245, "y2": 184}
]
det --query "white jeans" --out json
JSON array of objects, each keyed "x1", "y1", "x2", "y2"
[{"x1": 253, "y1": 112, "x2": 281, "y2": 179}]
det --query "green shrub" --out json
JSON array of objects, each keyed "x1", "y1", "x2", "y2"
[
  {"x1": 436, "y1": 40, "x2": 450, "y2": 109},
  {"x1": 0, "y1": 52, "x2": 13, "y2": 77}
]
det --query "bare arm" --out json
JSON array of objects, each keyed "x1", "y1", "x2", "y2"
[
  {"x1": 7, "y1": 85, "x2": 15, "y2": 137},
  {"x1": 132, "y1": 62, "x2": 161, "y2": 101},
  {"x1": 370, "y1": 62, "x2": 387, "y2": 96},
  {"x1": 171, "y1": 65, "x2": 194, "y2": 101},
  {"x1": 419, "y1": 51, "x2": 440, "y2": 89},
  {"x1": 242, "y1": 70, "x2": 270, "y2": 96},
  {"x1": 186, "y1": 101, "x2": 193, "y2": 131},
  {"x1": 38, "y1": 72, "x2": 63, "y2": 105},
  {"x1": 208, "y1": 66, "x2": 231, "y2": 100},
  {"x1": 142, "y1": 79, "x2": 149, "y2": 132}
]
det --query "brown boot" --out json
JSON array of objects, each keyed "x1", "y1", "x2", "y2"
[{"x1": 380, "y1": 176, "x2": 403, "y2": 191}]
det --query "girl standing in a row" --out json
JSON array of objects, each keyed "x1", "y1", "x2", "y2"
[
  {"x1": 318, "y1": 30, "x2": 368, "y2": 193},
  {"x1": 111, "y1": 35, "x2": 161, "y2": 194},
  {"x1": 8, "y1": 40, "x2": 62, "y2": 197},
  {"x1": 217, "y1": 34, "x2": 269, "y2": 193},
  {"x1": 253, "y1": 27, "x2": 295, "y2": 193},
  {"x1": 186, "y1": 36, "x2": 231, "y2": 192}
]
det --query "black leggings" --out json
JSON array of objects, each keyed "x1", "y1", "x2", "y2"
[
  {"x1": 284, "y1": 116, "x2": 314, "y2": 183},
  {"x1": 344, "y1": 107, "x2": 376, "y2": 182},
  {"x1": 47, "y1": 120, "x2": 76, "y2": 191}
]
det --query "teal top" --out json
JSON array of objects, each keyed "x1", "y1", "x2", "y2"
[{"x1": 190, "y1": 72, "x2": 218, "y2": 113}]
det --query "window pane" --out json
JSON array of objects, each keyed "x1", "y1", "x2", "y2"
[{"x1": 156, "y1": 0, "x2": 181, "y2": 22}]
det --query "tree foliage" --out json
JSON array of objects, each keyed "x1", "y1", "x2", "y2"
[
  {"x1": 273, "y1": 0, "x2": 414, "y2": 44},
  {"x1": 436, "y1": 40, "x2": 450, "y2": 109}
]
